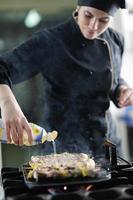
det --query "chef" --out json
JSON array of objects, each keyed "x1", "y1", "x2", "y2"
[{"x1": 0, "y1": 0, "x2": 133, "y2": 156}]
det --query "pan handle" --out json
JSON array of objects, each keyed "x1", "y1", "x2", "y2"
[
  {"x1": 104, "y1": 140, "x2": 132, "y2": 170},
  {"x1": 104, "y1": 140, "x2": 117, "y2": 170}
]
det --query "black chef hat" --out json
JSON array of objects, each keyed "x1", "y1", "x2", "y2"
[{"x1": 78, "y1": 0, "x2": 126, "y2": 15}]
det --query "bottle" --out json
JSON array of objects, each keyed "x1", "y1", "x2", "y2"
[{"x1": 0, "y1": 119, "x2": 58, "y2": 146}]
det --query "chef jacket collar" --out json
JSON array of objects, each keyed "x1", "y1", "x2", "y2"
[{"x1": 69, "y1": 16, "x2": 105, "y2": 44}]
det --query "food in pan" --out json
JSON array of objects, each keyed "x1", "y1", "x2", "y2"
[{"x1": 27, "y1": 152, "x2": 96, "y2": 180}]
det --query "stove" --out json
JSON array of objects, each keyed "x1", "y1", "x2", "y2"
[{"x1": 1, "y1": 143, "x2": 133, "y2": 200}]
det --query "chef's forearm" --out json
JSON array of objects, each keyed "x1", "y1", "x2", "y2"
[
  {"x1": 0, "y1": 84, "x2": 33, "y2": 145},
  {"x1": 0, "y1": 85, "x2": 17, "y2": 108}
]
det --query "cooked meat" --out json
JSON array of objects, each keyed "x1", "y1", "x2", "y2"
[{"x1": 29, "y1": 152, "x2": 96, "y2": 179}]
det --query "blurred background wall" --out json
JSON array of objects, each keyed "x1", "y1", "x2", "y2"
[
  {"x1": 110, "y1": 3, "x2": 133, "y2": 162},
  {"x1": 0, "y1": 0, "x2": 133, "y2": 167}
]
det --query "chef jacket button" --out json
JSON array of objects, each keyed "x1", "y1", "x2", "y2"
[
  {"x1": 106, "y1": 68, "x2": 111, "y2": 73},
  {"x1": 89, "y1": 137, "x2": 93, "y2": 141},
  {"x1": 82, "y1": 43, "x2": 86, "y2": 47},
  {"x1": 88, "y1": 113, "x2": 91, "y2": 118}
]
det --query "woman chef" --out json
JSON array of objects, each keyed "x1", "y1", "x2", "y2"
[{"x1": 0, "y1": 0, "x2": 133, "y2": 156}]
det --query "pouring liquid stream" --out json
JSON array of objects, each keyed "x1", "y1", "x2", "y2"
[{"x1": 52, "y1": 140, "x2": 57, "y2": 154}]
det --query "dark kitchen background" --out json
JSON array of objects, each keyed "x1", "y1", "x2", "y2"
[{"x1": 0, "y1": 0, "x2": 133, "y2": 167}]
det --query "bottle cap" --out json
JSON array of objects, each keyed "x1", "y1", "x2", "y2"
[{"x1": 46, "y1": 131, "x2": 58, "y2": 142}]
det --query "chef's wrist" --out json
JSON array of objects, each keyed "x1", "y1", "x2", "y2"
[
  {"x1": 118, "y1": 85, "x2": 129, "y2": 91},
  {"x1": 0, "y1": 85, "x2": 19, "y2": 111}
]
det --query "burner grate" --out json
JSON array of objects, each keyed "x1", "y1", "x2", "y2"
[
  {"x1": 1, "y1": 142, "x2": 133, "y2": 200},
  {"x1": 1, "y1": 167, "x2": 133, "y2": 200}
]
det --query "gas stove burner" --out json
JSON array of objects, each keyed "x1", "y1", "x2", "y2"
[
  {"x1": 1, "y1": 142, "x2": 133, "y2": 200},
  {"x1": 48, "y1": 185, "x2": 81, "y2": 194},
  {"x1": 47, "y1": 184, "x2": 93, "y2": 195},
  {"x1": 2, "y1": 166, "x2": 133, "y2": 200}
]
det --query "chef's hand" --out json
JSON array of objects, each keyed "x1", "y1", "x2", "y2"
[
  {"x1": 117, "y1": 85, "x2": 133, "y2": 108},
  {"x1": 0, "y1": 85, "x2": 33, "y2": 145}
]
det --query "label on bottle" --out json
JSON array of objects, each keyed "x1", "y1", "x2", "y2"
[
  {"x1": 0, "y1": 119, "x2": 58, "y2": 146},
  {"x1": 24, "y1": 123, "x2": 47, "y2": 145}
]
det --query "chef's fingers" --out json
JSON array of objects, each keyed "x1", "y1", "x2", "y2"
[
  {"x1": 16, "y1": 117, "x2": 32, "y2": 145},
  {"x1": 23, "y1": 120, "x2": 33, "y2": 144},
  {"x1": 123, "y1": 92, "x2": 133, "y2": 106},
  {"x1": 119, "y1": 88, "x2": 132, "y2": 103},
  {"x1": 10, "y1": 126, "x2": 19, "y2": 145},
  {"x1": 118, "y1": 88, "x2": 133, "y2": 106},
  {"x1": 118, "y1": 92, "x2": 133, "y2": 107},
  {"x1": 5, "y1": 121, "x2": 12, "y2": 143},
  {"x1": 16, "y1": 125, "x2": 23, "y2": 145}
]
